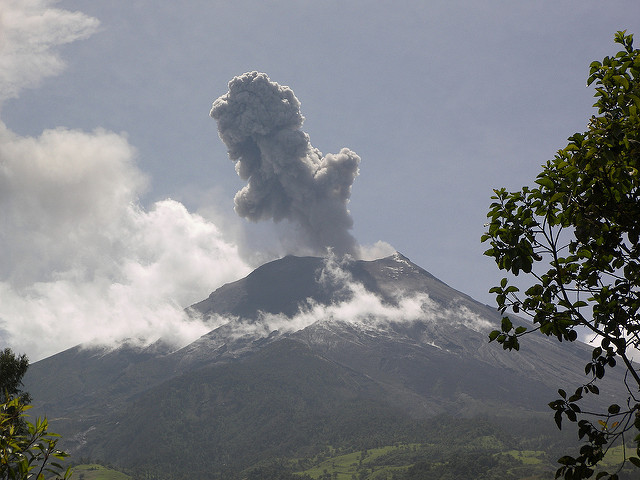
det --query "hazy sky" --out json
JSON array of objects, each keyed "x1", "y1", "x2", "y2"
[{"x1": 1, "y1": 0, "x2": 639, "y2": 360}]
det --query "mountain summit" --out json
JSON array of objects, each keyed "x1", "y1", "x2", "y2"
[{"x1": 24, "y1": 253, "x2": 623, "y2": 478}]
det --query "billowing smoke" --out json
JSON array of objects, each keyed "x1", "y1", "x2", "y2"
[{"x1": 210, "y1": 72, "x2": 361, "y2": 257}]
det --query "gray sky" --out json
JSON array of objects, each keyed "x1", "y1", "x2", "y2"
[{"x1": 1, "y1": 0, "x2": 639, "y2": 360}]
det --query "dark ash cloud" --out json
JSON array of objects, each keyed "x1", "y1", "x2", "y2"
[{"x1": 210, "y1": 71, "x2": 360, "y2": 257}]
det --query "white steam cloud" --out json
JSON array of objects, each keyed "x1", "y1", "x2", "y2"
[
  {"x1": 0, "y1": 124, "x2": 252, "y2": 361},
  {"x1": 206, "y1": 256, "x2": 495, "y2": 346},
  {"x1": 210, "y1": 72, "x2": 361, "y2": 257},
  {"x1": 0, "y1": 1, "x2": 251, "y2": 361},
  {"x1": 0, "y1": 0, "x2": 99, "y2": 104}
]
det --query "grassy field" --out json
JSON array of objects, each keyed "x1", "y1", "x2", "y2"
[
  {"x1": 504, "y1": 449, "x2": 546, "y2": 465},
  {"x1": 71, "y1": 464, "x2": 131, "y2": 480},
  {"x1": 296, "y1": 444, "x2": 418, "y2": 480},
  {"x1": 69, "y1": 441, "x2": 637, "y2": 479},
  {"x1": 292, "y1": 442, "x2": 557, "y2": 480}
]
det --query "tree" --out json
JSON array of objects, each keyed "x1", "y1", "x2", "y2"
[
  {"x1": 0, "y1": 349, "x2": 31, "y2": 405},
  {"x1": 0, "y1": 350, "x2": 32, "y2": 438},
  {"x1": 0, "y1": 398, "x2": 71, "y2": 480},
  {"x1": 0, "y1": 350, "x2": 70, "y2": 480},
  {"x1": 482, "y1": 31, "x2": 640, "y2": 480}
]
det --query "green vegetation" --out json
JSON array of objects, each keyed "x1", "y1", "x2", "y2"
[
  {"x1": 0, "y1": 350, "x2": 70, "y2": 480},
  {"x1": 43, "y1": 433, "x2": 638, "y2": 480},
  {"x1": 72, "y1": 464, "x2": 131, "y2": 480},
  {"x1": 74, "y1": 435, "x2": 640, "y2": 480},
  {"x1": 279, "y1": 442, "x2": 562, "y2": 479},
  {"x1": 483, "y1": 31, "x2": 640, "y2": 480},
  {"x1": 0, "y1": 349, "x2": 31, "y2": 405},
  {"x1": 280, "y1": 441, "x2": 638, "y2": 480},
  {"x1": 504, "y1": 449, "x2": 546, "y2": 465},
  {"x1": 70, "y1": 414, "x2": 589, "y2": 480},
  {"x1": 235, "y1": 416, "x2": 604, "y2": 480}
]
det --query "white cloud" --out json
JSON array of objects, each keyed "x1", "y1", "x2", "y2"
[
  {"x1": 358, "y1": 241, "x2": 396, "y2": 261},
  {"x1": 0, "y1": 0, "x2": 99, "y2": 103},
  {"x1": 217, "y1": 257, "x2": 495, "y2": 343},
  {"x1": 0, "y1": 1, "x2": 253, "y2": 361},
  {"x1": 0, "y1": 123, "x2": 251, "y2": 360},
  {"x1": 260, "y1": 283, "x2": 494, "y2": 337},
  {"x1": 0, "y1": 124, "x2": 146, "y2": 284}
]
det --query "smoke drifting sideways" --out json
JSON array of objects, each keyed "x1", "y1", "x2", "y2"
[
  {"x1": 202, "y1": 255, "x2": 496, "y2": 349},
  {"x1": 210, "y1": 72, "x2": 361, "y2": 258}
]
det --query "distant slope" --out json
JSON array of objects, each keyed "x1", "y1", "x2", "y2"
[{"x1": 88, "y1": 339, "x2": 421, "y2": 478}]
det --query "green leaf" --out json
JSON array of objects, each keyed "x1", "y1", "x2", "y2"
[
  {"x1": 501, "y1": 317, "x2": 513, "y2": 332},
  {"x1": 613, "y1": 75, "x2": 630, "y2": 90},
  {"x1": 628, "y1": 456, "x2": 640, "y2": 468},
  {"x1": 557, "y1": 455, "x2": 576, "y2": 465},
  {"x1": 535, "y1": 177, "x2": 555, "y2": 189}
]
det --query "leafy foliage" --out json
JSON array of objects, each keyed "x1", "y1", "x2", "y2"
[
  {"x1": 0, "y1": 349, "x2": 31, "y2": 405},
  {"x1": 1, "y1": 388, "x2": 70, "y2": 480},
  {"x1": 0, "y1": 350, "x2": 32, "y2": 439},
  {"x1": 0, "y1": 350, "x2": 71, "y2": 480},
  {"x1": 482, "y1": 31, "x2": 640, "y2": 479}
]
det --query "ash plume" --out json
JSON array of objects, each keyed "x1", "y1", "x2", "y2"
[{"x1": 210, "y1": 72, "x2": 360, "y2": 257}]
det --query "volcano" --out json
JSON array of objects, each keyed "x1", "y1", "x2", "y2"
[{"x1": 24, "y1": 253, "x2": 624, "y2": 478}]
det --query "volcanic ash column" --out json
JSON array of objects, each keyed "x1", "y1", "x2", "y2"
[{"x1": 210, "y1": 72, "x2": 360, "y2": 257}]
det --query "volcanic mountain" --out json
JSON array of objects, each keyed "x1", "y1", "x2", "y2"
[{"x1": 23, "y1": 253, "x2": 624, "y2": 478}]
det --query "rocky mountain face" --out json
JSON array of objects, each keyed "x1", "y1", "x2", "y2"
[{"x1": 23, "y1": 253, "x2": 624, "y2": 477}]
